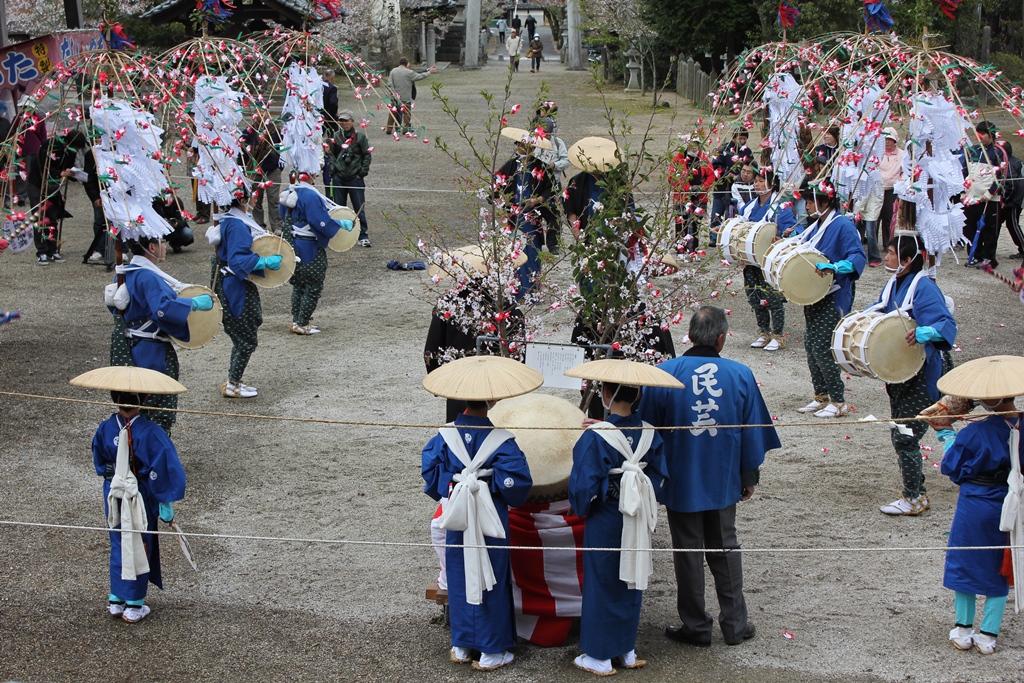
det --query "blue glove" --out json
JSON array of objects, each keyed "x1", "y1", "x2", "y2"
[
  {"x1": 914, "y1": 326, "x2": 943, "y2": 344},
  {"x1": 833, "y1": 259, "x2": 855, "y2": 274},
  {"x1": 158, "y1": 502, "x2": 174, "y2": 523},
  {"x1": 338, "y1": 219, "x2": 354, "y2": 232},
  {"x1": 256, "y1": 255, "x2": 283, "y2": 271},
  {"x1": 936, "y1": 429, "x2": 957, "y2": 453},
  {"x1": 190, "y1": 294, "x2": 213, "y2": 312},
  {"x1": 815, "y1": 262, "x2": 836, "y2": 273}
]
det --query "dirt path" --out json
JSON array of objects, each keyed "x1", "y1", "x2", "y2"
[{"x1": 1, "y1": 59, "x2": 1021, "y2": 682}]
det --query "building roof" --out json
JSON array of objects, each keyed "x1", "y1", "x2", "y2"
[{"x1": 141, "y1": 0, "x2": 312, "y2": 27}]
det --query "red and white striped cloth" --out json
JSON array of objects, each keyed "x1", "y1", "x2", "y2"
[{"x1": 509, "y1": 499, "x2": 585, "y2": 647}]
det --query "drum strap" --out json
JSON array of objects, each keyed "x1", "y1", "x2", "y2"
[
  {"x1": 591, "y1": 421, "x2": 657, "y2": 590},
  {"x1": 125, "y1": 319, "x2": 170, "y2": 343},
  {"x1": 116, "y1": 255, "x2": 187, "y2": 293},
  {"x1": 741, "y1": 192, "x2": 777, "y2": 222},
  {"x1": 436, "y1": 426, "x2": 515, "y2": 606}
]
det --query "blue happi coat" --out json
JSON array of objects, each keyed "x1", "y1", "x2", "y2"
[
  {"x1": 421, "y1": 413, "x2": 533, "y2": 653},
  {"x1": 942, "y1": 415, "x2": 1021, "y2": 597},
  {"x1": 874, "y1": 273, "x2": 956, "y2": 400},
  {"x1": 800, "y1": 211, "x2": 866, "y2": 315},
  {"x1": 280, "y1": 183, "x2": 343, "y2": 263},
  {"x1": 118, "y1": 266, "x2": 192, "y2": 372},
  {"x1": 638, "y1": 348, "x2": 781, "y2": 513},
  {"x1": 218, "y1": 214, "x2": 262, "y2": 318},
  {"x1": 568, "y1": 413, "x2": 667, "y2": 660},
  {"x1": 93, "y1": 413, "x2": 186, "y2": 600},
  {"x1": 740, "y1": 194, "x2": 799, "y2": 236}
]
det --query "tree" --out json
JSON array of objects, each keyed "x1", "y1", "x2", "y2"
[{"x1": 642, "y1": 0, "x2": 758, "y2": 64}]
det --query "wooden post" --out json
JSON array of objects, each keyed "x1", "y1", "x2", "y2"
[{"x1": 566, "y1": 0, "x2": 583, "y2": 70}]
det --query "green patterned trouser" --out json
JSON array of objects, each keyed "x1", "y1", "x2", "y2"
[
  {"x1": 886, "y1": 368, "x2": 933, "y2": 499},
  {"x1": 803, "y1": 293, "x2": 845, "y2": 403},
  {"x1": 289, "y1": 247, "x2": 328, "y2": 326},
  {"x1": 109, "y1": 315, "x2": 180, "y2": 433},
  {"x1": 743, "y1": 265, "x2": 786, "y2": 335},
  {"x1": 215, "y1": 275, "x2": 262, "y2": 383}
]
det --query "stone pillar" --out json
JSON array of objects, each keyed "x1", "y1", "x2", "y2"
[
  {"x1": 464, "y1": 0, "x2": 481, "y2": 69},
  {"x1": 419, "y1": 21, "x2": 426, "y2": 64},
  {"x1": 426, "y1": 25, "x2": 436, "y2": 67},
  {"x1": 566, "y1": 0, "x2": 583, "y2": 70}
]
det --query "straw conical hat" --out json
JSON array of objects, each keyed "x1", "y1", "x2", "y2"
[
  {"x1": 500, "y1": 126, "x2": 554, "y2": 150},
  {"x1": 936, "y1": 355, "x2": 1024, "y2": 400},
  {"x1": 568, "y1": 136, "x2": 621, "y2": 172},
  {"x1": 427, "y1": 244, "x2": 528, "y2": 278},
  {"x1": 423, "y1": 356, "x2": 543, "y2": 401},
  {"x1": 70, "y1": 366, "x2": 187, "y2": 394},
  {"x1": 564, "y1": 358, "x2": 685, "y2": 389}
]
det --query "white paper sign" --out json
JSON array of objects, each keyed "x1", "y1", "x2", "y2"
[
  {"x1": 5, "y1": 220, "x2": 32, "y2": 253},
  {"x1": 525, "y1": 343, "x2": 586, "y2": 390}
]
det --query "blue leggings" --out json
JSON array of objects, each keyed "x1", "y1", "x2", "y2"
[{"x1": 955, "y1": 591, "x2": 1008, "y2": 635}]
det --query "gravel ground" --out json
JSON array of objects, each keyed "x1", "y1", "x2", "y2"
[{"x1": 1, "y1": 57, "x2": 1022, "y2": 683}]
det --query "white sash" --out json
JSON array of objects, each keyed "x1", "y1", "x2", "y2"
[
  {"x1": 590, "y1": 421, "x2": 657, "y2": 590},
  {"x1": 207, "y1": 207, "x2": 268, "y2": 245},
  {"x1": 999, "y1": 420, "x2": 1023, "y2": 613},
  {"x1": 741, "y1": 192, "x2": 777, "y2": 222},
  {"x1": 436, "y1": 425, "x2": 515, "y2": 606},
  {"x1": 106, "y1": 415, "x2": 151, "y2": 581},
  {"x1": 871, "y1": 271, "x2": 927, "y2": 315}
]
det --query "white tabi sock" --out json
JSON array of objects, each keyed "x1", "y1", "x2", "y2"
[
  {"x1": 478, "y1": 651, "x2": 514, "y2": 669},
  {"x1": 574, "y1": 654, "x2": 613, "y2": 674}
]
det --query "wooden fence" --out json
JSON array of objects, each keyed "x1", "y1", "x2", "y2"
[{"x1": 676, "y1": 58, "x2": 717, "y2": 111}]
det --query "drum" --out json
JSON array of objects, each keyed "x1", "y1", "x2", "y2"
[
  {"x1": 247, "y1": 234, "x2": 296, "y2": 288},
  {"x1": 171, "y1": 285, "x2": 222, "y2": 349},
  {"x1": 831, "y1": 309, "x2": 925, "y2": 383},
  {"x1": 488, "y1": 393, "x2": 585, "y2": 503},
  {"x1": 720, "y1": 218, "x2": 776, "y2": 268},
  {"x1": 762, "y1": 238, "x2": 833, "y2": 305},
  {"x1": 327, "y1": 206, "x2": 360, "y2": 252}
]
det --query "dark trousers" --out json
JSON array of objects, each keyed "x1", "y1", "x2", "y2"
[
  {"x1": 667, "y1": 505, "x2": 748, "y2": 643},
  {"x1": 531, "y1": 55, "x2": 542, "y2": 70},
  {"x1": 886, "y1": 368, "x2": 932, "y2": 499},
  {"x1": 85, "y1": 203, "x2": 107, "y2": 259},
  {"x1": 1002, "y1": 203, "x2": 1024, "y2": 254},
  {"x1": 743, "y1": 265, "x2": 785, "y2": 335},
  {"x1": 880, "y1": 189, "x2": 897, "y2": 243},
  {"x1": 332, "y1": 177, "x2": 369, "y2": 240},
  {"x1": 804, "y1": 293, "x2": 845, "y2": 402}
]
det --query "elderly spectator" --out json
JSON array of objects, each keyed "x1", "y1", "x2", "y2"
[
  {"x1": 877, "y1": 126, "x2": 904, "y2": 246},
  {"x1": 505, "y1": 29, "x2": 523, "y2": 72},
  {"x1": 387, "y1": 58, "x2": 436, "y2": 135},
  {"x1": 327, "y1": 109, "x2": 373, "y2": 247},
  {"x1": 528, "y1": 34, "x2": 543, "y2": 73},
  {"x1": 638, "y1": 306, "x2": 781, "y2": 648}
]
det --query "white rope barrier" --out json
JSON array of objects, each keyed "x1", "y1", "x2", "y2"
[{"x1": 1, "y1": 520, "x2": 1018, "y2": 555}]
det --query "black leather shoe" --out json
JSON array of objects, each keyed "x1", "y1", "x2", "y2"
[
  {"x1": 664, "y1": 625, "x2": 712, "y2": 647},
  {"x1": 725, "y1": 622, "x2": 756, "y2": 646}
]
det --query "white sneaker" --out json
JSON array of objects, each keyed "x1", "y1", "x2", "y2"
[
  {"x1": 108, "y1": 602, "x2": 125, "y2": 617},
  {"x1": 450, "y1": 646, "x2": 472, "y2": 663},
  {"x1": 88, "y1": 252, "x2": 104, "y2": 263},
  {"x1": 879, "y1": 495, "x2": 930, "y2": 516},
  {"x1": 573, "y1": 654, "x2": 615, "y2": 675},
  {"x1": 797, "y1": 397, "x2": 826, "y2": 413},
  {"x1": 221, "y1": 381, "x2": 257, "y2": 398},
  {"x1": 949, "y1": 626, "x2": 975, "y2": 650},
  {"x1": 763, "y1": 337, "x2": 781, "y2": 351},
  {"x1": 974, "y1": 632, "x2": 997, "y2": 654},
  {"x1": 750, "y1": 335, "x2": 769, "y2": 348},
  {"x1": 122, "y1": 604, "x2": 151, "y2": 623},
  {"x1": 291, "y1": 323, "x2": 321, "y2": 335},
  {"x1": 473, "y1": 651, "x2": 514, "y2": 671},
  {"x1": 813, "y1": 402, "x2": 850, "y2": 418}
]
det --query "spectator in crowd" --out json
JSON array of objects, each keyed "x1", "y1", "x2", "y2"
[
  {"x1": 710, "y1": 129, "x2": 753, "y2": 247},
  {"x1": 964, "y1": 122, "x2": 1007, "y2": 269},
  {"x1": 505, "y1": 29, "x2": 523, "y2": 72},
  {"x1": 998, "y1": 141, "x2": 1024, "y2": 260},
  {"x1": 528, "y1": 34, "x2": 543, "y2": 73},
  {"x1": 524, "y1": 13, "x2": 537, "y2": 45},
  {"x1": 877, "y1": 126, "x2": 904, "y2": 246},
  {"x1": 497, "y1": 17, "x2": 507, "y2": 43},
  {"x1": 387, "y1": 58, "x2": 437, "y2": 135},
  {"x1": 638, "y1": 306, "x2": 780, "y2": 648},
  {"x1": 327, "y1": 110, "x2": 373, "y2": 247},
  {"x1": 241, "y1": 113, "x2": 284, "y2": 235}
]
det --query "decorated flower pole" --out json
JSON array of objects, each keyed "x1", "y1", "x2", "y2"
[{"x1": 1, "y1": 19, "x2": 177, "y2": 263}]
